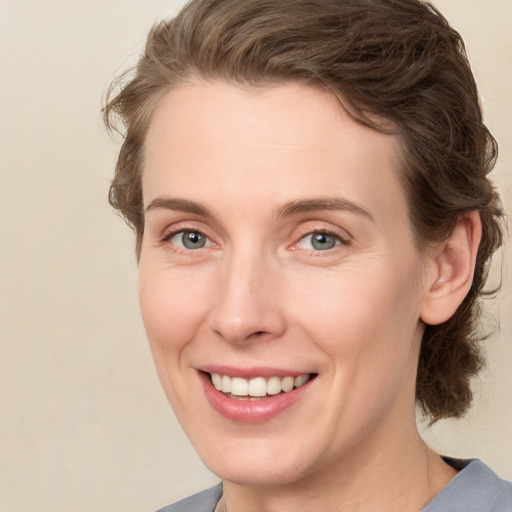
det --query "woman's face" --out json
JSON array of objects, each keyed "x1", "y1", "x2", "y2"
[{"x1": 139, "y1": 81, "x2": 431, "y2": 486}]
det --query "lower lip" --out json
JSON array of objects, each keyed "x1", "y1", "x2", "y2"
[{"x1": 200, "y1": 372, "x2": 314, "y2": 424}]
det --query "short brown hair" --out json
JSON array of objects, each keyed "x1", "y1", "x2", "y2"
[{"x1": 104, "y1": 0, "x2": 504, "y2": 422}]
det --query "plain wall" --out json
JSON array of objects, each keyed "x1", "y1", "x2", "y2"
[{"x1": 0, "y1": 1, "x2": 510, "y2": 510}]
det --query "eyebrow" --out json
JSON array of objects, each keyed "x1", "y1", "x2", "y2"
[
  {"x1": 144, "y1": 195, "x2": 374, "y2": 222},
  {"x1": 145, "y1": 197, "x2": 212, "y2": 217},
  {"x1": 276, "y1": 197, "x2": 374, "y2": 222}
]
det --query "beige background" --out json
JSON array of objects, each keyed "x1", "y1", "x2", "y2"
[{"x1": 0, "y1": 0, "x2": 510, "y2": 510}]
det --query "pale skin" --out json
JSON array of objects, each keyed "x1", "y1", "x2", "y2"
[{"x1": 139, "y1": 81, "x2": 481, "y2": 511}]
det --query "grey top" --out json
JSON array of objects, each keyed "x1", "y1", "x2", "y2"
[
  {"x1": 422, "y1": 458, "x2": 512, "y2": 511},
  {"x1": 156, "y1": 459, "x2": 512, "y2": 512},
  {"x1": 156, "y1": 485, "x2": 222, "y2": 512}
]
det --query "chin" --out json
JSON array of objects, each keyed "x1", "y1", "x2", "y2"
[
  {"x1": 194, "y1": 436, "x2": 312, "y2": 487},
  {"x1": 208, "y1": 460, "x2": 306, "y2": 487}
]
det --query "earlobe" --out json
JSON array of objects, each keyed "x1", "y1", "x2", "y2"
[{"x1": 420, "y1": 211, "x2": 482, "y2": 326}]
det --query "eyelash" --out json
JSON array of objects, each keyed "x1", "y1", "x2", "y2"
[
  {"x1": 161, "y1": 227, "x2": 213, "y2": 251},
  {"x1": 294, "y1": 228, "x2": 351, "y2": 253},
  {"x1": 160, "y1": 226, "x2": 351, "y2": 254}
]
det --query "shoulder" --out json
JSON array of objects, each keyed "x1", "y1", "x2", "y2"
[
  {"x1": 155, "y1": 484, "x2": 223, "y2": 512},
  {"x1": 423, "y1": 459, "x2": 512, "y2": 512}
]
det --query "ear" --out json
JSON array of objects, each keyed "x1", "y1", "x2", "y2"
[{"x1": 420, "y1": 211, "x2": 482, "y2": 326}]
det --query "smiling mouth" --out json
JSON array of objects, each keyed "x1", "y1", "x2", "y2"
[{"x1": 208, "y1": 372, "x2": 316, "y2": 401}]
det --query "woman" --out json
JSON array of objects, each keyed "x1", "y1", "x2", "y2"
[{"x1": 104, "y1": 0, "x2": 511, "y2": 510}]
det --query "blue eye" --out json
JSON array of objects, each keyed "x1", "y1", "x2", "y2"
[
  {"x1": 170, "y1": 230, "x2": 210, "y2": 249},
  {"x1": 298, "y1": 231, "x2": 342, "y2": 251}
]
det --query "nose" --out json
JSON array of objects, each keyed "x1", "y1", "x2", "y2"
[{"x1": 208, "y1": 250, "x2": 286, "y2": 345}]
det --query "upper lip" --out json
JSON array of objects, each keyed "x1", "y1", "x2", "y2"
[{"x1": 199, "y1": 365, "x2": 315, "y2": 379}]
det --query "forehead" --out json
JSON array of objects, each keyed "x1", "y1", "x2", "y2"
[{"x1": 143, "y1": 81, "x2": 408, "y2": 226}]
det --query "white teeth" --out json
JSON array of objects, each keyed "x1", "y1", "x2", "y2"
[
  {"x1": 294, "y1": 374, "x2": 309, "y2": 388},
  {"x1": 211, "y1": 373, "x2": 222, "y2": 390},
  {"x1": 281, "y1": 376, "x2": 295, "y2": 392},
  {"x1": 231, "y1": 377, "x2": 249, "y2": 396},
  {"x1": 209, "y1": 373, "x2": 311, "y2": 397},
  {"x1": 266, "y1": 376, "x2": 282, "y2": 395},
  {"x1": 248, "y1": 377, "x2": 267, "y2": 397},
  {"x1": 221, "y1": 375, "x2": 231, "y2": 393}
]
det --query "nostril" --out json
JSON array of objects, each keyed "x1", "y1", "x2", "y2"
[{"x1": 245, "y1": 330, "x2": 267, "y2": 341}]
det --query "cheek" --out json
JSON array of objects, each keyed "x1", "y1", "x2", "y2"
[
  {"x1": 288, "y1": 263, "x2": 421, "y2": 367},
  {"x1": 138, "y1": 264, "x2": 214, "y2": 355}
]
